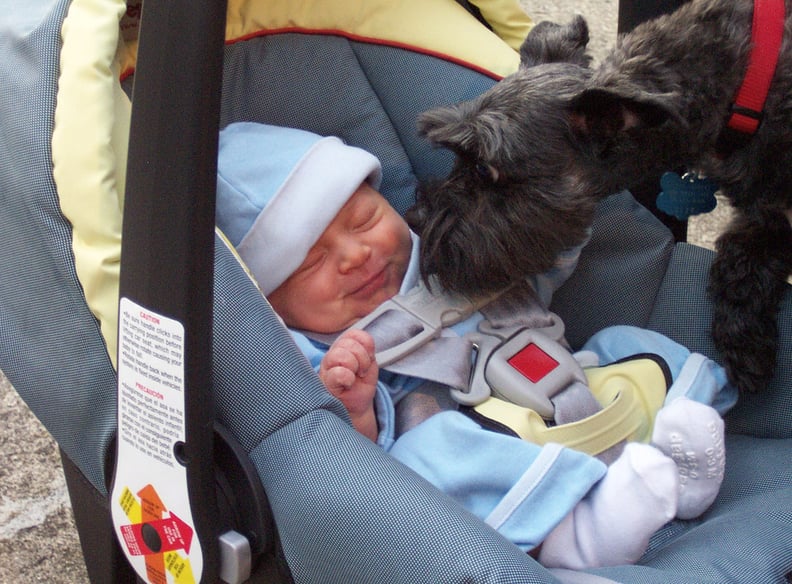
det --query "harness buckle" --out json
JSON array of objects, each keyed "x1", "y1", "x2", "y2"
[
  {"x1": 451, "y1": 317, "x2": 586, "y2": 419},
  {"x1": 353, "y1": 280, "x2": 585, "y2": 418}
]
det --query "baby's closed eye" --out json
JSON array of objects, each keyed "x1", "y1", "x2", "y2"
[
  {"x1": 297, "y1": 249, "x2": 326, "y2": 274},
  {"x1": 350, "y1": 207, "x2": 380, "y2": 232}
]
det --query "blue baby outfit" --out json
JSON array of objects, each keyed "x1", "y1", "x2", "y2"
[{"x1": 288, "y1": 234, "x2": 737, "y2": 552}]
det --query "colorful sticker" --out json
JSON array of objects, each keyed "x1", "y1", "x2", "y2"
[{"x1": 111, "y1": 299, "x2": 202, "y2": 584}]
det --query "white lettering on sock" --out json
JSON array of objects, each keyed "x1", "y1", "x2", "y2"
[
  {"x1": 704, "y1": 421, "x2": 725, "y2": 480},
  {"x1": 668, "y1": 432, "x2": 699, "y2": 486}
]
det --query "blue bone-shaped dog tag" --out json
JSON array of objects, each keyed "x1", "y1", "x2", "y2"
[{"x1": 656, "y1": 171, "x2": 719, "y2": 220}]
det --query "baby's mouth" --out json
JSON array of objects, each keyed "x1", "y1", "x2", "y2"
[{"x1": 349, "y1": 266, "x2": 387, "y2": 299}]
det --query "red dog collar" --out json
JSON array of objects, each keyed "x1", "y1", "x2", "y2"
[{"x1": 727, "y1": 0, "x2": 785, "y2": 134}]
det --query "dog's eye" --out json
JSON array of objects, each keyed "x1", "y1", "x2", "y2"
[{"x1": 475, "y1": 162, "x2": 500, "y2": 183}]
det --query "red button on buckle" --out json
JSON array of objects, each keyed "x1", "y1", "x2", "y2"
[{"x1": 508, "y1": 343, "x2": 559, "y2": 383}]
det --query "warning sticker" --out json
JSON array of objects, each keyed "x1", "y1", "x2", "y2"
[
  {"x1": 116, "y1": 484, "x2": 196, "y2": 584},
  {"x1": 117, "y1": 298, "x2": 185, "y2": 465},
  {"x1": 112, "y1": 298, "x2": 202, "y2": 583}
]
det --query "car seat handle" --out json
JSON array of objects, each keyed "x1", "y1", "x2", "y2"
[{"x1": 110, "y1": 0, "x2": 228, "y2": 582}]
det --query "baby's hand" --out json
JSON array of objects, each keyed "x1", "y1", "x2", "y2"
[{"x1": 319, "y1": 329, "x2": 379, "y2": 441}]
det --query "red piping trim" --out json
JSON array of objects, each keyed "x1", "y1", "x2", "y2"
[{"x1": 120, "y1": 27, "x2": 507, "y2": 82}]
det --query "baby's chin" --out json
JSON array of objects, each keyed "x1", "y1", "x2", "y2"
[
  {"x1": 319, "y1": 291, "x2": 399, "y2": 334},
  {"x1": 362, "y1": 284, "x2": 400, "y2": 313}
]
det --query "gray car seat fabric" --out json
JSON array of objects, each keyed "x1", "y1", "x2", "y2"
[
  {"x1": 551, "y1": 192, "x2": 676, "y2": 349},
  {"x1": 648, "y1": 243, "x2": 792, "y2": 439},
  {"x1": 211, "y1": 237, "x2": 348, "y2": 447},
  {"x1": 219, "y1": 33, "x2": 495, "y2": 216},
  {"x1": 0, "y1": 0, "x2": 117, "y2": 492}
]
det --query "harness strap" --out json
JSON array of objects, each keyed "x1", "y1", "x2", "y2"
[
  {"x1": 552, "y1": 381, "x2": 603, "y2": 426},
  {"x1": 331, "y1": 282, "x2": 603, "y2": 428},
  {"x1": 378, "y1": 335, "x2": 473, "y2": 391},
  {"x1": 352, "y1": 274, "x2": 504, "y2": 367},
  {"x1": 308, "y1": 280, "x2": 663, "y2": 457},
  {"x1": 470, "y1": 356, "x2": 668, "y2": 458},
  {"x1": 306, "y1": 312, "x2": 475, "y2": 391},
  {"x1": 478, "y1": 283, "x2": 556, "y2": 331}
]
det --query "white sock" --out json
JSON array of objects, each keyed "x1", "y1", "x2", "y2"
[
  {"x1": 539, "y1": 443, "x2": 678, "y2": 569},
  {"x1": 651, "y1": 397, "x2": 725, "y2": 519}
]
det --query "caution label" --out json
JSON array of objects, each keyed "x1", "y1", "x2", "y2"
[{"x1": 112, "y1": 299, "x2": 202, "y2": 584}]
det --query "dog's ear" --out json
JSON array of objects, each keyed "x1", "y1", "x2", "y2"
[
  {"x1": 570, "y1": 87, "x2": 685, "y2": 141},
  {"x1": 519, "y1": 16, "x2": 592, "y2": 68},
  {"x1": 417, "y1": 106, "x2": 474, "y2": 153},
  {"x1": 418, "y1": 104, "x2": 509, "y2": 160}
]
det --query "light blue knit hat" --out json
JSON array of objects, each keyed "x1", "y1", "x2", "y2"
[{"x1": 216, "y1": 122, "x2": 382, "y2": 295}]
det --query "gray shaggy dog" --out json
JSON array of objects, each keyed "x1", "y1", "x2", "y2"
[{"x1": 408, "y1": 0, "x2": 792, "y2": 394}]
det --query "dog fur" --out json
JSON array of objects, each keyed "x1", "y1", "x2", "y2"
[{"x1": 408, "y1": 1, "x2": 792, "y2": 394}]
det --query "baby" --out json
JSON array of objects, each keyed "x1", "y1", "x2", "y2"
[{"x1": 216, "y1": 121, "x2": 731, "y2": 569}]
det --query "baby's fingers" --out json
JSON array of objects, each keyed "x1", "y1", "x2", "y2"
[
  {"x1": 322, "y1": 366, "x2": 357, "y2": 397},
  {"x1": 323, "y1": 345, "x2": 362, "y2": 376},
  {"x1": 340, "y1": 328, "x2": 376, "y2": 356},
  {"x1": 330, "y1": 332, "x2": 375, "y2": 375}
]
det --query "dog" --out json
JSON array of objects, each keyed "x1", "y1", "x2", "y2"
[{"x1": 407, "y1": 0, "x2": 792, "y2": 394}]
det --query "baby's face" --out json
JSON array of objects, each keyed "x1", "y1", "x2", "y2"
[{"x1": 268, "y1": 183, "x2": 412, "y2": 333}]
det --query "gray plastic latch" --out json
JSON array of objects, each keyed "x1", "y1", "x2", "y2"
[{"x1": 219, "y1": 530, "x2": 251, "y2": 584}]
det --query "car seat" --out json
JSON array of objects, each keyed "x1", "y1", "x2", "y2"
[{"x1": 1, "y1": 0, "x2": 791, "y2": 582}]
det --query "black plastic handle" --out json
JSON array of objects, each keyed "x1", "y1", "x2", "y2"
[{"x1": 118, "y1": 0, "x2": 228, "y2": 581}]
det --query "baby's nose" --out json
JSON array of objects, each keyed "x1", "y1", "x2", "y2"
[{"x1": 338, "y1": 238, "x2": 371, "y2": 272}]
